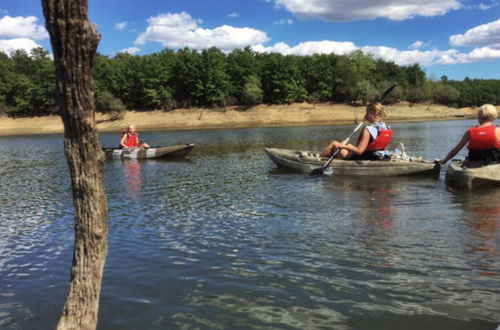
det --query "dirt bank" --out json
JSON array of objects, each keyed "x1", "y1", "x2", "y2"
[{"x1": 0, "y1": 102, "x2": 479, "y2": 136}]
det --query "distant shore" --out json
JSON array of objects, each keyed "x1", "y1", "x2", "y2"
[{"x1": 0, "y1": 102, "x2": 480, "y2": 136}]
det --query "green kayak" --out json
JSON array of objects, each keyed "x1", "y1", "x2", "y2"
[
  {"x1": 446, "y1": 160, "x2": 500, "y2": 189},
  {"x1": 265, "y1": 147, "x2": 440, "y2": 176},
  {"x1": 103, "y1": 144, "x2": 195, "y2": 160}
]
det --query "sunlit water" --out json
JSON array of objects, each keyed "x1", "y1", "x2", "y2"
[{"x1": 1, "y1": 120, "x2": 499, "y2": 329}]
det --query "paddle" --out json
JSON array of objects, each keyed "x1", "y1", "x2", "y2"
[{"x1": 310, "y1": 84, "x2": 396, "y2": 175}]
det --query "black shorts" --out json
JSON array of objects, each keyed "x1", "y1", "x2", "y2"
[
  {"x1": 467, "y1": 148, "x2": 500, "y2": 162},
  {"x1": 347, "y1": 150, "x2": 380, "y2": 161}
]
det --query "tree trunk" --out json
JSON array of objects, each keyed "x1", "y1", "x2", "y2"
[{"x1": 41, "y1": 1, "x2": 108, "y2": 329}]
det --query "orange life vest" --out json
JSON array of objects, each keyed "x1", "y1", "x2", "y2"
[
  {"x1": 468, "y1": 125, "x2": 500, "y2": 150},
  {"x1": 365, "y1": 125, "x2": 394, "y2": 151},
  {"x1": 123, "y1": 132, "x2": 139, "y2": 148}
]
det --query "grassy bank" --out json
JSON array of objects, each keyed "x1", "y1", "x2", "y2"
[{"x1": 0, "y1": 102, "x2": 479, "y2": 136}]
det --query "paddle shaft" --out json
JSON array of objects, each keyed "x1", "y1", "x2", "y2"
[{"x1": 320, "y1": 120, "x2": 365, "y2": 170}]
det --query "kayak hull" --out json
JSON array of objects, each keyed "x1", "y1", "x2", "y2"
[
  {"x1": 445, "y1": 160, "x2": 500, "y2": 189},
  {"x1": 103, "y1": 144, "x2": 194, "y2": 160},
  {"x1": 265, "y1": 148, "x2": 440, "y2": 176}
]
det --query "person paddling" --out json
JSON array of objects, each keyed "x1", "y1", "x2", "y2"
[
  {"x1": 120, "y1": 125, "x2": 150, "y2": 149},
  {"x1": 320, "y1": 102, "x2": 394, "y2": 160},
  {"x1": 438, "y1": 104, "x2": 500, "y2": 164}
]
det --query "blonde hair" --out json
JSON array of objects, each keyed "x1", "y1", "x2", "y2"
[
  {"x1": 366, "y1": 102, "x2": 386, "y2": 118},
  {"x1": 477, "y1": 104, "x2": 497, "y2": 122}
]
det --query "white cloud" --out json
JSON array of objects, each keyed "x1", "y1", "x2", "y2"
[
  {"x1": 130, "y1": 11, "x2": 500, "y2": 67},
  {"x1": 252, "y1": 39, "x2": 500, "y2": 66},
  {"x1": 135, "y1": 12, "x2": 269, "y2": 51},
  {"x1": 119, "y1": 46, "x2": 141, "y2": 55},
  {"x1": 274, "y1": 18, "x2": 293, "y2": 25},
  {"x1": 477, "y1": 2, "x2": 493, "y2": 9},
  {"x1": 253, "y1": 40, "x2": 356, "y2": 55},
  {"x1": 361, "y1": 46, "x2": 471, "y2": 65},
  {"x1": 271, "y1": 0, "x2": 462, "y2": 21},
  {"x1": 410, "y1": 41, "x2": 424, "y2": 49},
  {"x1": 467, "y1": 46, "x2": 500, "y2": 60},
  {"x1": 115, "y1": 21, "x2": 128, "y2": 30},
  {"x1": 0, "y1": 38, "x2": 42, "y2": 55},
  {"x1": 450, "y1": 18, "x2": 500, "y2": 49},
  {"x1": 0, "y1": 15, "x2": 48, "y2": 40},
  {"x1": 466, "y1": 1, "x2": 498, "y2": 10},
  {"x1": 228, "y1": 12, "x2": 240, "y2": 18}
]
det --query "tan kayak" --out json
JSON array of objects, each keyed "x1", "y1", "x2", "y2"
[
  {"x1": 265, "y1": 147, "x2": 440, "y2": 176},
  {"x1": 103, "y1": 144, "x2": 195, "y2": 160},
  {"x1": 446, "y1": 160, "x2": 500, "y2": 189}
]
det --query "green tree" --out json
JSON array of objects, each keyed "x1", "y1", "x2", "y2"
[
  {"x1": 241, "y1": 74, "x2": 263, "y2": 106},
  {"x1": 172, "y1": 48, "x2": 203, "y2": 107},
  {"x1": 260, "y1": 53, "x2": 307, "y2": 104},
  {"x1": 405, "y1": 64, "x2": 426, "y2": 87},
  {"x1": 29, "y1": 47, "x2": 57, "y2": 115},
  {"x1": 0, "y1": 51, "x2": 14, "y2": 112},
  {"x1": 431, "y1": 82, "x2": 460, "y2": 105},
  {"x1": 333, "y1": 50, "x2": 376, "y2": 103},
  {"x1": 226, "y1": 47, "x2": 259, "y2": 103},
  {"x1": 302, "y1": 54, "x2": 338, "y2": 101},
  {"x1": 373, "y1": 59, "x2": 409, "y2": 89},
  {"x1": 194, "y1": 47, "x2": 230, "y2": 107},
  {"x1": 4, "y1": 74, "x2": 33, "y2": 116}
]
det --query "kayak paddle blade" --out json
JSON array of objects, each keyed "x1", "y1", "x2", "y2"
[
  {"x1": 310, "y1": 167, "x2": 325, "y2": 175},
  {"x1": 310, "y1": 165, "x2": 333, "y2": 176},
  {"x1": 323, "y1": 167, "x2": 333, "y2": 176},
  {"x1": 380, "y1": 84, "x2": 396, "y2": 103}
]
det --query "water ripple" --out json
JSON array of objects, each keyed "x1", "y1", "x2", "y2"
[{"x1": 2, "y1": 124, "x2": 500, "y2": 329}]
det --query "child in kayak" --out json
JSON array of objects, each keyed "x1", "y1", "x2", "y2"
[
  {"x1": 120, "y1": 125, "x2": 150, "y2": 148},
  {"x1": 438, "y1": 104, "x2": 500, "y2": 164},
  {"x1": 320, "y1": 102, "x2": 393, "y2": 160}
]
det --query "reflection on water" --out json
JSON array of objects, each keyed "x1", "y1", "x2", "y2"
[
  {"x1": 1, "y1": 121, "x2": 499, "y2": 330},
  {"x1": 122, "y1": 160, "x2": 142, "y2": 198},
  {"x1": 452, "y1": 189, "x2": 500, "y2": 277},
  {"x1": 335, "y1": 177, "x2": 396, "y2": 230}
]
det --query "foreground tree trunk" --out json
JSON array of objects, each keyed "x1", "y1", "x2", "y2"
[{"x1": 42, "y1": 1, "x2": 108, "y2": 329}]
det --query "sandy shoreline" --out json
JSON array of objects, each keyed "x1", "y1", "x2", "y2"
[{"x1": 0, "y1": 102, "x2": 479, "y2": 136}]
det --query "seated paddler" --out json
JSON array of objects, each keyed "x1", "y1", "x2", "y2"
[
  {"x1": 320, "y1": 102, "x2": 393, "y2": 160},
  {"x1": 438, "y1": 104, "x2": 500, "y2": 164},
  {"x1": 120, "y1": 125, "x2": 150, "y2": 149}
]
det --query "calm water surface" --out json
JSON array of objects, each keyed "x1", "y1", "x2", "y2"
[{"x1": 1, "y1": 120, "x2": 499, "y2": 329}]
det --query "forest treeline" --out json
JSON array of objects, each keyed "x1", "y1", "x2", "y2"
[{"x1": 1, "y1": 46, "x2": 499, "y2": 117}]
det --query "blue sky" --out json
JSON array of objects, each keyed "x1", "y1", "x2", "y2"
[{"x1": 1, "y1": 0, "x2": 499, "y2": 80}]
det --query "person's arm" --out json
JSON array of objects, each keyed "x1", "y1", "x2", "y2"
[
  {"x1": 339, "y1": 128, "x2": 370, "y2": 155},
  {"x1": 439, "y1": 131, "x2": 469, "y2": 164},
  {"x1": 120, "y1": 133, "x2": 128, "y2": 148}
]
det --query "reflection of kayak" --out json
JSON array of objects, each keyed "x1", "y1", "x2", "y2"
[
  {"x1": 103, "y1": 144, "x2": 195, "y2": 160},
  {"x1": 446, "y1": 160, "x2": 500, "y2": 189},
  {"x1": 265, "y1": 148, "x2": 440, "y2": 176}
]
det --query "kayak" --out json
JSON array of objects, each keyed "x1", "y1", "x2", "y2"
[
  {"x1": 103, "y1": 144, "x2": 195, "y2": 160},
  {"x1": 265, "y1": 148, "x2": 440, "y2": 176},
  {"x1": 445, "y1": 160, "x2": 500, "y2": 189}
]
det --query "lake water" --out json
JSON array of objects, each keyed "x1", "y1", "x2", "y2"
[{"x1": 1, "y1": 119, "x2": 499, "y2": 330}]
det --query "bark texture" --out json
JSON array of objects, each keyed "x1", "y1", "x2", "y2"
[{"x1": 41, "y1": 1, "x2": 108, "y2": 329}]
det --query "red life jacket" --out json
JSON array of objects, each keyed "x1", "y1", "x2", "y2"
[
  {"x1": 123, "y1": 132, "x2": 139, "y2": 148},
  {"x1": 468, "y1": 125, "x2": 500, "y2": 150},
  {"x1": 366, "y1": 126, "x2": 394, "y2": 151}
]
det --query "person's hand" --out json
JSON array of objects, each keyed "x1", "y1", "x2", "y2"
[
  {"x1": 338, "y1": 143, "x2": 348, "y2": 150},
  {"x1": 434, "y1": 159, "x2": 446, "y2": 165}
]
